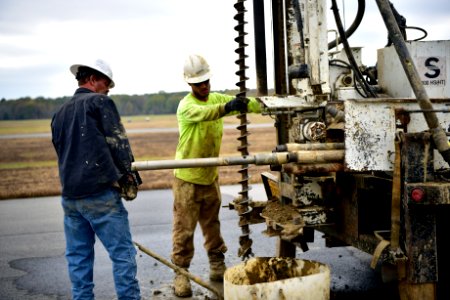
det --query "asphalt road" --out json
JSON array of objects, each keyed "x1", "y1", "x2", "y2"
[{"x1": 0, "y1": 184, "x2": 398, "y2": 300}]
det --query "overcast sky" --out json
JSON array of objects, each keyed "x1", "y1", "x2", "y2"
[{"x1": 0, "y1": 0, "x2": 449, "y2": 100}]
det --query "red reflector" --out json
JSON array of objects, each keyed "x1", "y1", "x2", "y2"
[{"x1": 411, "y1": 188, "x2": 425, "y2": 202}]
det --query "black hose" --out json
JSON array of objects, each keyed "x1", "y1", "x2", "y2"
[
  {"x1": 406, "y1": 26, "x2": 428, "y2": 41},
  {"x1": 384, "y1": 3, "x2": 428, "y2": 44},
  {"x1": 385, "y1": 2, "x2": 406, "y2": 46},
  {"x1": 328, "y1": 0, "x2": 366, "y2": 50},
  {"x1": 330, "y1": 0, "x2": 376, "y2": 98},
  {"x1": 330, "y1": 59, "x2": 351, "y2": 69}
]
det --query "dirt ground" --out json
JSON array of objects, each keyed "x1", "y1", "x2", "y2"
[{"x1": 0, "y1": 127, "x2": 276, "y2": 200}]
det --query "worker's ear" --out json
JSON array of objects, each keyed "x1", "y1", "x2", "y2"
[{"x1": 88, "y1": 75, "x2": 96, "y2": 85}]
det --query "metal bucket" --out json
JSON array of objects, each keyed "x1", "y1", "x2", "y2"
[{"x1": 224, "y1": 257, "x2": 330, "y2": 300}]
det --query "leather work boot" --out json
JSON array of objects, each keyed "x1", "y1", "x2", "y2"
[
  {"x1": 209, "y1": 260, "x2": 227, "y2": 282},
  {"x1": 173, "y1": 272, "x2": 192, "y2": 297}
]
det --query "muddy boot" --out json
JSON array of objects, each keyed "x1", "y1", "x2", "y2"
[
  {"x1": 173, "y1": 271, "x2": 192, "y2": 297},
  {"x1": 208, "y1": 248, "x2": 227, "y2": 282},
  {"x1": 209, "y1": 260, "x2": 226, "y2": 282}
]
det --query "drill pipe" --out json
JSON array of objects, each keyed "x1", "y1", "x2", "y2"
[
  {"x1": 132, "y1": 150, "x2": 345, "y2": 171},
  {"x1": 275, "y1": 142, "x2": 345, "y2": 152},
  {"x1": 289, "y1": 150, "x2": 345, "y2": 164},
  {"x1": 132, "y1": 152, "x2": 291, "y2": 171}
]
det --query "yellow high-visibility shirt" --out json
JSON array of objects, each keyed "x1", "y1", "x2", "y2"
[{"x1": 174, "y1": 92, "x2": 261, "y2": 185}]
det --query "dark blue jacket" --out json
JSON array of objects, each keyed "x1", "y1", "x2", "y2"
[{"x1": 51, "y1": 88, "x2": 135, "y2": 198}]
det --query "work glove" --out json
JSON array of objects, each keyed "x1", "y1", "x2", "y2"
[
  {"x1": 224, "y1": 97, "x2": 247, "y2": 113},
  {"x1": 118, "y1": 171, "x2": 142, "y2": 201}
]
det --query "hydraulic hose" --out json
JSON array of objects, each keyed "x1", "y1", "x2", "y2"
[
  {"x1": 331, "y1": 0, "x2": 376, "y2": 98},
  {"x1": 328, "y1": 0, "x2": 366, "y2": 50}
]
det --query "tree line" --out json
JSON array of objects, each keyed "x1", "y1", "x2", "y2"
[{"x1": 0, "y1": 88, "x2": 252, "y2": 120}]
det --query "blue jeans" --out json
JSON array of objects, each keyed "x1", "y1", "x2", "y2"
[{"x1": 62, "y1": 187, "x2": 140, "y2": 300}]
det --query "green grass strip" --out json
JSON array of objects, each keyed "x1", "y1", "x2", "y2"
[{"x1": 0, "y1": 161, "x2": 57, "y2": 169}]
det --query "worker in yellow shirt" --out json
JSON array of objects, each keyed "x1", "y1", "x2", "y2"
[{"x1": 171, "y1": 54, "x2": 261, "y2": 297}]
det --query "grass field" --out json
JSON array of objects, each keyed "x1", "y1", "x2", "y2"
[{"x1": 0, "y1": 114, "x2": 277, "y2": 200}]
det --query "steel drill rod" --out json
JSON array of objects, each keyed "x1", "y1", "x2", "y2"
[
  {"x1": 132, "y1": 150, "x2": 344, "y2": 171},
  {"x1": 291, "y1": 150, "x2": 345, "y2": 163},
  {"x1": 132, "y1": 152, "x2": 291, "y2": 171},
  {"x1": 133, "y1": 241, "x2": 223, "y2": 300},
  {"x1": 276, "y1": 142, "x2": 345, "y2": 152}
]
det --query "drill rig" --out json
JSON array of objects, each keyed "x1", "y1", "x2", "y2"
[
  {"x1": 133, "y1": 0, "x2": 450, "y2": 298},
  {"x1": 249, "y1": 0, "x2": 450, "y2": 299}
]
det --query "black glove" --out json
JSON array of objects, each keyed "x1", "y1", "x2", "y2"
[
  {"x1": 224, "y1": 97, "x2": 247, "y2": 113},
  {"x1": 118, "y1": 171, "x2": 141, "y2": 201}
]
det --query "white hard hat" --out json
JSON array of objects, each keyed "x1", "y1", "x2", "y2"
[
  {"x1": 70, "y1": 59, "x2": 115, "y2": 88},
  {"x1": 183, "y1": 54, "x2": 212, "y2": 83}
]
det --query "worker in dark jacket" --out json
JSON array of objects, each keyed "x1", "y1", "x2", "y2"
[{"x1": 51, "y1": 59, "x2": 141, "y2": 300}]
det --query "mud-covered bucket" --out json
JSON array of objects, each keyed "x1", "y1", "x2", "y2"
[{"x1": 224, "y1": 257, "x2": 330, "y2": 300}]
